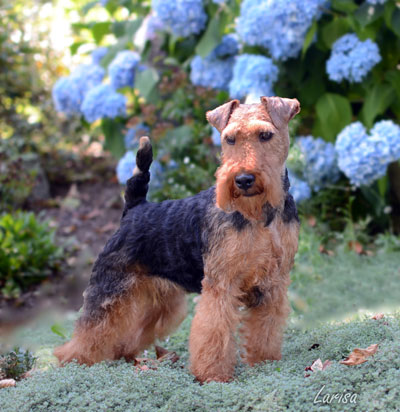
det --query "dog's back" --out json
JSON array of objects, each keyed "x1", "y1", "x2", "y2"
[{"x1": 122, "y1": 187, "x2": 214, "y2": 293}]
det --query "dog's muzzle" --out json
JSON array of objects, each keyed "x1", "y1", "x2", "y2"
[{"x1": 235, "y1": 173, "x2": 255, "y2": 191}]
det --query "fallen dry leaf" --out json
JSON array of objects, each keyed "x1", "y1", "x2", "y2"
[
  {"x1": 81, "y1": 209, "x2": 102, "y2": 221},
  {"x1": 96, "y1": 222, "x2": 117, "y2": 234},
  {"x1": 340, "y1": 344, "x2": 378, "y2": 366},
  {"x1": 0, "y1": 379, "x2": 16, "y2": 388},
  {"x1": 372, "y1": 313, "x2": 384, "y2": 320},
  {"x1": 62, "y1": 225, "x2": 77, "y2": 235},
  {"x1": 307, "y1": 216, "x2": 317, "y2": 227},
  {"x1": 155, "y1": 345, "x2": 180, "y2": 364},
  {"x1": 155, "y1": 345, "x2": 169, "y2": 359},
  {"x1": 319, "y1": 245, "x2": 334, "y2": 256},
  {"x1": 304, "y1": 358, "x2": 332, "y2": 377},
  {"x1": 348, "y1": 240, "x2": 364, "y2": 255}
]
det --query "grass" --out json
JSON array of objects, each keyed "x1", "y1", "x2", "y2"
[{"x1": 1, "y1": 227, "x2": 400, "y2": 411}]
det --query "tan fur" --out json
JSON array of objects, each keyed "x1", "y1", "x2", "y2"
[
  {"x1": 54, "y1": 267, "x2": 187, "y2": 365},
  {"x1": 189, "y1": 97, "x2": 300, "y2": 382},
  {"x1": 214, "y1": 103, "x2": 290, "y2": 220},
  {"x1": 56, "y1": 96, "x2": 301, "y2": 384},
  {"x1": 189, "y1": 216, "x2": 299, "y2": 381}
]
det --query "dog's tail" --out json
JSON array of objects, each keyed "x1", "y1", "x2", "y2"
[{"x1": 123, "y1": 136, "x2": 153, "y2": 214}]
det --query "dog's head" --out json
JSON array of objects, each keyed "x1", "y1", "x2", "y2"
[{"x1": 207, "y1": 96, "x2": 300, "y2": 220}]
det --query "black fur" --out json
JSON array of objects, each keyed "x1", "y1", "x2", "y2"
[
  {"x1": 123, "y1": 141, "x2": 153, "y2": 215},
  {"x1": 82, "y1": 145, "x2": 299, "y2": 320},
  {"x1": 263, "y1": 203, "x2": 277, "y2": 227},
  {"x1": 228, "y1": 211, "x2": 250, "y2": 231},
  {"x1": 282, "y1": 193, "x2": 299, "y2": 224},
  {"x1": 242, "y1": 286, "x2": 265, "y2": 308}
]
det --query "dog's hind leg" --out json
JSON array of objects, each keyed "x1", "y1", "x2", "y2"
[
  {"x1": 118, "y1": 276, "x2": 187, "y2": 361},
  {"x1": 54, "y1": 267, "x2": 187, "y2": 365}
]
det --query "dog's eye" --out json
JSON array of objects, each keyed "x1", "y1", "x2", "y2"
[
  {"x1": 259, "y1": 131, "x2": 273, "y2": 142},
  {"x1": 226, "y1": 136, "x2": 236, "y2": 145}
]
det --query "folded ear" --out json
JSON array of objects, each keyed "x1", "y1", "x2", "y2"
[
  {"x1": 206, "y1": 99, "x2": 240, "y2": 132},
  {"x1": 260, "y1": 96, "x2": 300, "y2": 129}
]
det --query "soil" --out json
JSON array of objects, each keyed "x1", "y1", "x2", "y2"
[{"x1": 0, "y1": 155, "x2": 125, "y2": 332}]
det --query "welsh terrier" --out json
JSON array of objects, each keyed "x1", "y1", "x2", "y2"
[{"x1": 54, "y1": 96, "x2": 301, "y2": 383}]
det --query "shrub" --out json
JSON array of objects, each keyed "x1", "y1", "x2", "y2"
[
  {"x1": 0, "y1": 347, "x2": 36, "y2": 380},
  {"x1": 50, "y1": 0, "x2": 400, "y2": 233},
  {"x1": 0, "y1": 212, "x2": 62, "y2": 298}
]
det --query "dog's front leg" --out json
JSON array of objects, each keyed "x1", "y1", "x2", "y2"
[
  {"x1": 240, "y1": 283, "x2": 290, "y2": 366},
  {"x1": 189, "y1": 280, "x2": 241, "y2": 383}
]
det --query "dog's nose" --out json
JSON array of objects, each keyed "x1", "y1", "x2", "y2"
[{"x1": 235, "y1": 174, "x2": 255, "y2": 190}]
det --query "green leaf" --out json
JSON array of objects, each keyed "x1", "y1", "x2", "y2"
[
  {"x1": 92, "y1": 22, "x2": 111, "y2": 44},
  {"x1": 354, "y1": 3, "x2": 384, "y2": 27},
  {"x1": 314, "y1": 93, "x2": 352, "y2": 142},
  {"x1": 322, "y1": 18, "x2": 350, "y2": 48},
  {"x1": 51, "y1": 323, "x2": 68, "y2": 339},
  {"x1": 385, "y1": 70, "x2": 400, "y2": 100},
  {"x1": 377, "y1": 175, "x2": 388, "y2": 198},
  {"x1": 383, "y1": 1, "x2": 395, "y2": 28},
  {"x1": 126, "y1": 19, "x2": 143, "y2": 38},
  {"x1": 135, "y1": 68, "x2": 160, "y2": 101},
  {"x1": 69, "y1": 41, "x2": 85, "y2": 56},
  {"x1": 82, "y1": 0, "x2": 98, "y2": 14},
  {"x1": 331, "y1": 0, "x2": 358, "y2": 13},
  {"x1": 391, "y1": 8, "x2": 400, "y2": 37},
  {"x1": 112, "y1": 21, "x2": 126, "y2": 37},
  {"x1": 195, "y1": 17, "x2": 221, "y2": 58},
  {"x1": 101, "y1": 36, "x2": 129, "y2": 67},
  {"x1": 102, "y1": 119, "x2": 126, "y2": 158},
  {"x1": 302, "y1": 20, "x2": 317, "y2": 57},
  {"x1": 361, "y1": 84, "x2": 395, "y2": 128}
]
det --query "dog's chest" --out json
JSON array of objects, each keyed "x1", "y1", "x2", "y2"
[{"x1": 205, "y1": 219, "x2": 285, "y2": 286}]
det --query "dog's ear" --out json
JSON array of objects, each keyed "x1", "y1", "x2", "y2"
[
  {"x1": 206, "y1": 100, "x2": 240, "y2": 132},
  {"x1": 261, "y1": 96, "x2": 300, "y2": 128}
]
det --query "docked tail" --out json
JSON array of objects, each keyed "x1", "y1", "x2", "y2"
[{"x1": 123, "y1": 136, "x2": 153, "y2": 214}]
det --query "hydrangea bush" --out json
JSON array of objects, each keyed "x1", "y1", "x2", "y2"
[{"x1": 52, "y1": 0, "x2": 400, "y2": 231}]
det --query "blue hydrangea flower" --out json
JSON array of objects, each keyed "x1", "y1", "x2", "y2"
[
  {"x1": 366, "y1": 0, "x2": 386, "y2": 4},
  {"x1": 124, "y1": 124, "x2": 150, "y2": 150},
  {"x1": 116, "y1": 150, "x2": 164, "y2": 188},
  {"x1": 209, "y1": 34, "x2": 240, "y2": 59},
  {"x1": 326, "y1": 34, "x2": 381, "y2": 83},
  {"x1": 335, "y1": 122, "x2": 393, "y2": 186},
  {"x1": 288, "y1": 170, "x2": 311, "y2": 203},
  {"x1": 52, "y1": 77, "x2": 83, "y2": 115},
  {"x1": 296, "y1": 136, "x2": 340, "y2": 191},
  {"x1": 81, "y1": 84, "x2": 127, "y2": 123},
  {"x1": 52, "y1": 64, "x2": 105, "y2": 115},
  {"x1": 237, "y1": 0, "x2": 326, "y2": 61},
  {"x1": 212, "y1": 0, "x2": 226, "y2": 4},
  {"x1": 108, "y1": 50, "x2": 140, "y2": 89},
  {"x1": 143, "y1": 14, "x2": 165, "y2": 41},
  {"x1": 152, "y1": 0, "x2": 207, "y2": 38},
  {"x1": 92, "y1": 47, "x2": 108, "y2": 64},
  {"x1": 229, "y1": 54, "x2": 278, "y2": 99},
  {"x1": 117, "y1": 151, "x2": 136, "y2": 185},
  {"x1": 211, "y1": 127, "x2": 221, "y2": 146},
  {"x1": 190, "y1": 55, "x2": 235, "y2": 91},
  {"x1": 370, "y1": 120, "x2": 400, "y2": 161}
]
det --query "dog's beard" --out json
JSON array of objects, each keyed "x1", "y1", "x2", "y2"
[{"x1": 215, "y1": 162, "x2": 283, "y2": 221}]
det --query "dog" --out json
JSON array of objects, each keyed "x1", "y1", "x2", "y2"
[{"x1": 54, "y1": 96, "x2": 301, "y2": 383}]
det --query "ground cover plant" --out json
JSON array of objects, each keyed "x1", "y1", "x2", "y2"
[
  {"x1": 1, "y1": 227, "x2": 400, "y2": 410},
  {"x1": 0, "y1": 0, "x2": 399, "y2": 410}
]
